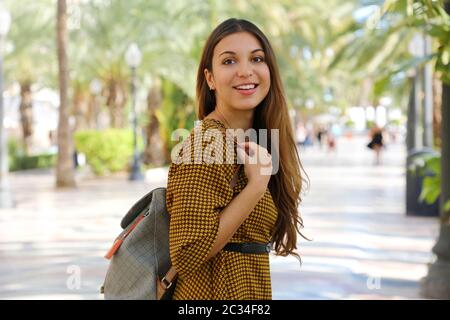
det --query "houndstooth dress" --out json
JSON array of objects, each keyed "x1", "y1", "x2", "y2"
[{"x1": 166, "y1": 118, "x2": 278, "y2": 300}]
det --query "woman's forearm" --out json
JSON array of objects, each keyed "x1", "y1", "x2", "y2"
[{"x1": 206, "y1": 182, "x2": 266, "y2": 259}]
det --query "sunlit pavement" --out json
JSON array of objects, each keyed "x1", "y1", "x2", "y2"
[
  {"x1": 0, "y1": 134, "x2": 439, "y2": 300},
  {"x1": 270, "y1": 134, "x2": 439, "y2": 299}
]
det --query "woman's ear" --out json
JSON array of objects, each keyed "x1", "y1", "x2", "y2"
[{"x1": 204, "y1": 68, "x2": 215, "y2": 90}]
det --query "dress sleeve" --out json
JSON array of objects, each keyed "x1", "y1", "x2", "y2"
[{"x1": 166, "y1": 161, "x2": 235, "y2": 280}]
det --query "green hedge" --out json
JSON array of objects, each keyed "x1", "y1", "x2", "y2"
[
  {"x1": 74, "y1": 129, "x2": 143, "y2": 176},
  {"x1": 9, "y1": 154, "x2": 56, "y2": 171},
  {"x1": 8, "y1": 139, "x2": 56, "y2": 171},
  {"x1": 344, "y1": 119, "x2": 355, "y2": 128}
]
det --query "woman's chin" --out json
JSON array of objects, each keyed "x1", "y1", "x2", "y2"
[{"x1": 231, "y1": 99, "x2": 264, "y2": 110}]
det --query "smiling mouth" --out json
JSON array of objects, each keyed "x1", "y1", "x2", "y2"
[{"x1": 233, "y1": 84, "x2": 259, "y2": 90}]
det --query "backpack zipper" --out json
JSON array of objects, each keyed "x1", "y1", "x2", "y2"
[{"x1": 104, "y1": 209, "x2": 150, "y2": 259}]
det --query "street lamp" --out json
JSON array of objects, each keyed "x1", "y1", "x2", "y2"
[
  {"x1": 125, "y1": 43, "x2": 144, "y2": 181},
  {"x1": 406, "y1": 33, "x2": 423, "y2": 152},
  {"x1": 0, "y1": 5, "x2": 14, "y2": 208},
  {"x1": 405, "y1": 33, "x2": 439, "y2": 217}
]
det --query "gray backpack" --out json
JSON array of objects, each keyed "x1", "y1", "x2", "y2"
[
  {"x1": 101, "y1": 164, "x2": 241, "y2": 300},
  {"x1": 101, "y1": 187, "x2": 175, "y2": 300}
]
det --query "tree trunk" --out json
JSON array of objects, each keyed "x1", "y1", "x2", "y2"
[
  {"x1": 88, "y1": 94, "x2": 98, "y2": 129},
  {"x1": 423, "y1": 35, "x2": 434, "y2": 148},
  {"x1": 72, "y1": 87, "x2": 89, "y2": 131},
  {"x1": 441, "y1": 81, "x2": 450, "y2": 224},
  {"x1": 433, "y1": 76, "x2": 442, "y2": 148},
  {"x1": 19, "y1": 82, "x2": 33, "y2": 155},
  {"x1": 373, "y1": 97, "x2": 380, "y2": 126},
  {"x1": 143, "y1": 84, "x2": 164, "y2": 166},
  {"x1": 420, "y1": 0, "x2": 450, "y2": 300},
  {"x1": 406, "y1": 76, "x2": 421, "y2": 152},
  {"x1": 56, "y1": 0, "x2": 76, "y2": 188},
  {"x1": 106, "y1": 78, "x2": 127, "y2": 128},
  {"x1": 359, "y1": 78, "x2": 372, "y2": 128}
]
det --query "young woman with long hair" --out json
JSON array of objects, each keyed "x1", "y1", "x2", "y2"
[{"x1": 164, "y1": 18, "x2": 307, "y2": 300}]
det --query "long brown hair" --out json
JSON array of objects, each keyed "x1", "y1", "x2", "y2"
[{"x1": 196, "y1": 18, "x2": 309, "y2": 261}]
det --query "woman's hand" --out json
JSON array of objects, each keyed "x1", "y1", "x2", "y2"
[{"x1": 236, "y1": 141, "x2": 273, "y2": 192}]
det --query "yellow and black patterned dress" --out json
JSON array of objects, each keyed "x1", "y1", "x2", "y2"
[{"x1": 166, "y1": 118, "x2": 278, "y2": 300}]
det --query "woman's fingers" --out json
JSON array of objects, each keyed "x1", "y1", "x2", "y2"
[
  {"x1": 236, "y1": 144, "x2": 248, "y2": 163},
  {"x1": 237, "y1": 141, "x2": 253, "y2": 157},
  {"x1": 237, "y1": 141, "x2": 272, "y2": 166},
  {"x1": 238, "y1": 141, "x2": 270, "y2": 157}
]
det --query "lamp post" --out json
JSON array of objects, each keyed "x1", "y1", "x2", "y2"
[
  {"x1": 0, "y1": 5, "x2": 14, "y2": 208},
  {"x1": 407, "y1": 33, "x2": 423, "y2": 152},
  {"x1": 422, "y1": 34, "x2": 433, "y2": 148},
  {"x1": 125, "y1": 43, "x2": 144, "y2": 181},
  {"x1": 405, "y1": 33, "x2": 439, "y2": 217}
]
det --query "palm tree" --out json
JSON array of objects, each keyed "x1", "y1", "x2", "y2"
[
  {"x1": 142, "y1": 79, "x2": 164, "y2": 166},
  {"x1": 4, "y1": 0, "x2": 55, "y2": 155},
  {"x1": 56, "y1": 0, "x2": 75, "y2": 188}
]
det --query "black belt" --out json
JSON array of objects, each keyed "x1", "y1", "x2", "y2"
[{"x1": 222, "y1": 242, "x2": 271, "y2": 254}]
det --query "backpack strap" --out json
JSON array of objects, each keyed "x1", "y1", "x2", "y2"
[
  {"x1": 159, "y1": 266, "x2": 177, "y2": 290},
  {"x1": 159, "y1": 163, "x2": 243, "y2": 298}
]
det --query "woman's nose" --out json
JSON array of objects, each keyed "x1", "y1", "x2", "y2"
[{"x1": 237, "y1": 62, "x2": 253, "y2": 77}]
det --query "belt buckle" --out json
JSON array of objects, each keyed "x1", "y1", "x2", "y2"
[
  {"x1": 265, "y1": 243, "x2": 271, "y2": 253},
  {"x1": 161, "y1": 277, "x2": 173, "y2": 290}
]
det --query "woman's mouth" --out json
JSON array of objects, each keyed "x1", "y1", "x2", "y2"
[{"x1": 233, "y1": 83, "x2": 259, "y2": 95}]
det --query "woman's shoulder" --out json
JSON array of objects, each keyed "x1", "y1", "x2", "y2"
[
  {"x1": 167, "y1": 118, "x2": 239, "y2": 189},
  {"x1": 171, "y1": 118, "x2": 237, "y2": 166}
]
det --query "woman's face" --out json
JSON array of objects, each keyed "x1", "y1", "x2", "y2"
[{"x1": 205, "y1": 31, "x2": 271, "y2": 111}]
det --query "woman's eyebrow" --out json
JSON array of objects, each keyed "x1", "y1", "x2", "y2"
[{"x1": 219, "y1": 48, "x2": 264, "y2": 56}]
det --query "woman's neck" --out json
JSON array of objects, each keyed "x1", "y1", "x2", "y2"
[{"x1": 213, "y1": 106, "x2": 254, "y2": 131}]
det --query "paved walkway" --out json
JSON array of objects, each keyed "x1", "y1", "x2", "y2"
[
  {"x1": 271, "y1": 135, "x2": 439, "y2": 299},
  {"x1": 0, "y1": 134, "x2": 440, "y2": 299}
]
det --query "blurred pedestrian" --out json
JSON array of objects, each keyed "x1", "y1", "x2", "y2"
[
  {"x1": 316, "y1": 127, "x2": 327, "y2": 149},
  {"x1": 304, "y1": 129, "x2": 313, "y2": 147},
  {"x1": 327, "y1": 133, "x2": 336, "y2": 153},
  {"x1": 296, "y1": 122, "x2": 307, "y2": 146},
  {"x1": 367, "y1": 126, "x2": 384, "y2": 165}
]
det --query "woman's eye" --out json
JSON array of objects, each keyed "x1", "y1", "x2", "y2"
[
  {"x1": 223, "y1": 56, "x2": 264, "y2": 65},
  {"x1": 223, "y1": 59, "x2": 235, "y2": 65}
]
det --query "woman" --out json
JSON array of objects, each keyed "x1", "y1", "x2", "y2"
[
  {"x1": 367, "y1": 126, "x2": 384, "y2": 165},
  {"x1": 165, "y1": 18, "x2": 307, "y2": 300}
]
